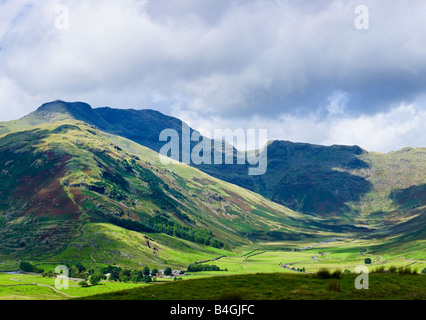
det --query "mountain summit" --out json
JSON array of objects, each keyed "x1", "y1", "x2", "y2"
[{"x1": 0, "y1": 100, "x2": 424, "y2": 271}]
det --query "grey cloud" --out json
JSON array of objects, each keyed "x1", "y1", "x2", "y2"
[{"x1": 0, "y1": 0, "x2": 425, "y2": 152}]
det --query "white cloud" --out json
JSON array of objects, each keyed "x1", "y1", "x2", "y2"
[
  {"x1": 185, "y1": 103, "x2": 426, "y2": 153},
  {"x1": 325, "y1": 104, "x2": 426, "y2": 152},
  {"x1": 0, "y1": 0, "x2": 425, "y2": 151},
  {"x1": 0, "y1": 77, "x2": 41, "y2": 120}
]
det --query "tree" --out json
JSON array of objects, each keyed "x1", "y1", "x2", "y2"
[
  {"x1": 75, "y1": 262, "x2": 86, "y2": 273},
  {"x1": 19, "y1": 261, "x2": 35, "y2": 273},
  {"x1": 142, "y1": 266, "x2": 150, "y2": 276},
  {"x1": 364, "y1": 258, "x2": 372, "y2": 265},
  {"x1": 120, "y1": 269, "x2": 132, "y2": 278},
  {"x1": 131, "y1": 274, "x2": 143, "y2": 283},
  {"x1": 90, "y1": 274, "x2": 101, "y2": 286},
  {"x1": 109, "y1": 269, "x2": 120, "y2": 281},
  {"x1": 79, "y1": 280, "x2": 89, "y2": 287},
  {"x1": 151, "y1": 268, "x2": 158, "y2": 276},
  {"x1": 164, "y1": 267, "x2": 172, "y2": 276},
  {"x1": 19, "y1": 261, "x2": 43, "y2": 274}
]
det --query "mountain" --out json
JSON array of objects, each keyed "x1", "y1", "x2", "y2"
[
  {"x1": 0, "y1": 101, "x2": 380, "y2": 218},
  {"x1": 0, "y1": 119, "x2": 323, "y2": 268},
  {"x1": 199, "y1": 141, "x2": 372, "y2": 217},
  {"x1": 5, "y1": 101, "x2": 424, "y2": 222},
  {"x1": 0, "y1": 100, "x2": 186, "y2": 155},
  {"x1": 0, "y1": 100, "x2": 424, "y2": 267}
]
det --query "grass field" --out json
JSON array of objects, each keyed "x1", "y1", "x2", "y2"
[
  {"x1": 79, "y1": 272, "x2": 426, "y2": 300},
  {"x1": 0, "y1": 273, "x2": 146, "y2": 300},
  {"x1": 1, "y1": 235, "x2": 424, "y2": 300}
]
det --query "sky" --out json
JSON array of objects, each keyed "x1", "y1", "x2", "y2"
[{"x1": 0, "y1": 0, "x2": 425, "y2": 152}]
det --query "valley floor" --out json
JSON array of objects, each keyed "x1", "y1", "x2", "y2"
[{"x1": 0, "y1": 236, "x2": 424, "y2": 300}]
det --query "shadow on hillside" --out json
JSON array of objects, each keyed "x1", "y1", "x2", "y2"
[
  {"x1": 390, "y1": 184, "x2": 426, "y2": 208},
  {"x1": 196, "y1": 141, "x2": 374, "y2": 218}
]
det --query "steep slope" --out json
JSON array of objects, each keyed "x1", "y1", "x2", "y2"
[
  {"x1": 199, "y1": 141, "x2": 373, "y2": 217},
  {"x1": 348, "y1": 148, "x2": 426, "y2": 243},
  {"x1": 0, "y1": 101, "x2": 375, "y2": 219},
  {"x1": 1, "y1": 101, "x2": 424, "y2": 240},
  {"x1": 0, "y1": 100, "x2": 191, "y2": 154},
  {"x1": 0, "y1": 120, "x2": 320, "y2": 267}
]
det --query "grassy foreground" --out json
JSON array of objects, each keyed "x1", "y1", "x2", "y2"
[
  {"x1": 0, "y1": 273, "x2": 145, "y2": 300},
  {"x1": 78, "y1": 272, "x2": 426, "y2": 300}
]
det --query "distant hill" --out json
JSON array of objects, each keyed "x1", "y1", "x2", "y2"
[
  {"x1": 0, "y1": 100, "x2": 187, "y2": 154},
  {"x1": 0, "y1": 100, "x2": 377, "y2": 217},
  {"x1": 0, "y1": 100, "x2": 424, "y2": 258},
  {"x1": 0, "y1": 119, "x2": 320, "y2": 266}
]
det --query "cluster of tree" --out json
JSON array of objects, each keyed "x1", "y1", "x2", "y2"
[
  {"x1": 41, "y1": 262, "x2": 93, "y2": 279},
  {"x1": 134, "y1": 164, "x2": 181, "y2": 211},
  {"x1": 90, "y1": 180, "x2": 127, "y2": 201},
  {"x1": 105, "y1": 214, "x2": 226, "y2": 249},
  {"x1": 78, "y1": 273, "x2": 103, "y2": 287},
  {"x1": 186, "y1": 262, "x2": 224, "y2": 272},
  {"x1": 289, "y1": 266, "x2": 305, "y2": 273},
  {"x1": 86, "y1": 160, "x2": 228, "y2": 250},
  {"x1": 148, "y1": 215, "x2": 226, "y2": 248},
  {"x1": 19, "y1": 261, "x2": 44, "y2": 274},
  {"x1": 106, "y1": 215, "x2": 154, "y2": 233},
  {"x1": 40, "y1": 263, "x2": 165, "y2": 286},
  {"x1": 66, "y1": 262, "x2": 89, "y2": 278},
  {"x1": 100, "y1": 265, "x2": 158, "y2": 283}
]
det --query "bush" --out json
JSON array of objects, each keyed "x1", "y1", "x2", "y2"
[
  {"x1": 19, "y1": 261, "x2": 43, "y2": 274},
  {"x1": 79, "y1": 280, "x2": 89, "y2": 287},
  {"x1": 389, "y1": 265, "x2": 397, "y2": 273},
  {"x1": 331, "y1": 269, "x2": 342, "y2": 279},
  {"x1": 316, "y1": 268, "x2": 331, "y2": 279},
  {"x1": 398, "y1": 267, "x2": 418, "y2": 275},
  {"x1": 422, "y1": 268, "x2": 426, "y2": 274},
  {"x1": 328, "y1": 279, "x2": 341, "y2": 292},
  {"x1": 315, "y1": 268, "x2": 341, "y2": 279},
  {"x1": 371, "y1": 266, "x2": 385, "y2": 273}
]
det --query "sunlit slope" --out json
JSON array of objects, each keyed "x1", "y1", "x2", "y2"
[{"x1": 0, "y1": 120, "x2": 317, "y2": 264}]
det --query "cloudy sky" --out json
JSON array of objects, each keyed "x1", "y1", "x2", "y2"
[{"x1": 0, "y1": 0, "x2": 425, "y2": 152}]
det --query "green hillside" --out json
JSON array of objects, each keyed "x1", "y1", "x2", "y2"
[
  {"x1": 4, "y1": 100, "x2": 424, "y2": 230},
  {"x1": 78, "y1": 272, "x2": 426, "y2": 301},
  {"x1": 0, "y1": 120, "x2": 321, "y2": 270},
  {"x1": 0, "y1": 100, "x2": 424, "y2": 283}
]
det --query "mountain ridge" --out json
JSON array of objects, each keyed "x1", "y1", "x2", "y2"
[
  {"x1": 0, "y1": 119, "x2": 324, "y2": 267},
  {"x1": 1, "y1": 101, "x2": 425, "y2": 221},
  {"x1": 0, "y1": 100, "x2": 424, "y2": 271}
]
